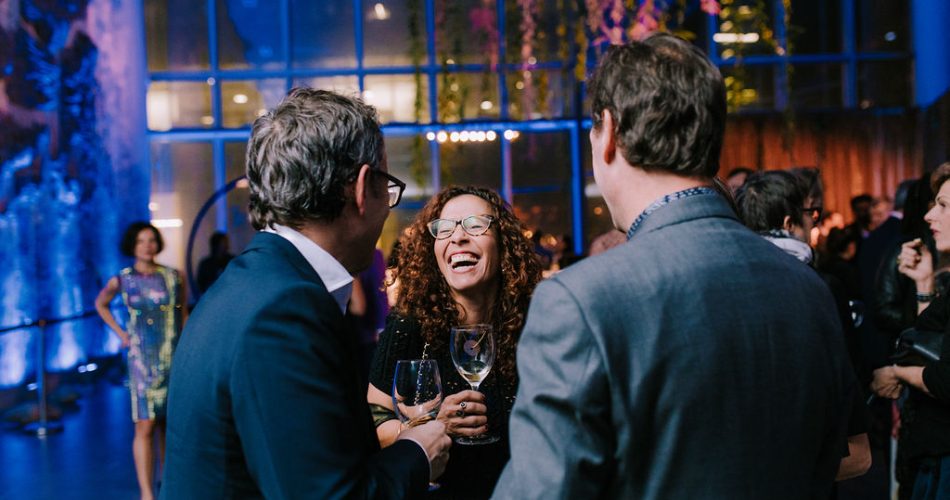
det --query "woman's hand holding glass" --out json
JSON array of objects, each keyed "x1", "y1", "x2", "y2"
[{"x1": 437, "y1": 390, "x2": 488, "y2": 438}]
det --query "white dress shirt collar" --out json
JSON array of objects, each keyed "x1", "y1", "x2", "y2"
[{"x1": 262, "y1": 224, "x2": 353, "y2": 313}]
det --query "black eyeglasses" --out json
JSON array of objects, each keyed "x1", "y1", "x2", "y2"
[
  {"x1": 371, "y1": 169, "x2": 406, "y2": 208},
  {"x1": 427, "y1": 215, "x2": 495, "y2": 240},
  {"x1": 802, "y1": 206, "x2": 823, "y2": 224}
]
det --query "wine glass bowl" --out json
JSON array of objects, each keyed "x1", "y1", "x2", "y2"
[
  {"x1": 392, "y1": 359, "x2": 443, "y2": 428},
  {"x1": 449, "y1": 324, "x2": 500, "y2": 445}
]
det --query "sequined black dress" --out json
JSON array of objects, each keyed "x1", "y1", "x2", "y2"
[{"x1": 369, "y1": 314, "x2": 517, "y2": 499}]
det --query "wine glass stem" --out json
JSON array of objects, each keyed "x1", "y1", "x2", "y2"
[{"x1": 469, "y1": 383, "x2": 480, "y2": 392}]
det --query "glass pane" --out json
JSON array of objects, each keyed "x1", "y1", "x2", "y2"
[
  {"x1": 293, "y1": 76, "x2": 361, "y2": 96},
  {"x1": 440, "y1": 140, "x2": 501, "y2": 191},
  {"x1": 150, "y1": 141, "x2": 216, "y2": 275},
  {"x1": 291, "y1": 0, "x2": 356, "y2": 68},
  {"x1": 435, "y1": 0, "x2": 490, "y2": 66},
  {"x1": 858, "y1": 61, "x2": 911, "y2": 108},
  {"x1": 362, "y1": 0, "x2": 426, "y2": 67},
  {"x1": 511, "y1": 131, "x2": 571, "y2": 186},
  {"x1": 790, "y1": 64, "x2": 842, "y2": 109},
  {"x1": 513, "y1": 190, "x2": 572, "y2": 260},
  {"x1": 503, "y1": 0, "x2": 572, "y2": 64},
  {"x1": 436, "y1": 72, "x2": 498, "y2": 122},
  {"x1": 714, "y1": 1, "x2": 778, "y2": 59},
  {"x1": 856, "y1": 0, "x2": 909, "y2": 52},
  {"x1": 378, "y1": 134, "x2": 434, "y2": 254},
  {"x1": 788, "y1": 1, "x2": 841, "y2": 54},
  {"x1": 224, "y1": 141, "x2": 255, "y2": 258},
  {"x1": 147, "y1": 81, "x2": 214, "y2": 130},
  {"x1": 720, "y1": 65, "x2": 774, "y2": 110},
  {"x1": 364, "y1": 74, "x2": 431, "y2": 123},
  {"x1": 217, "y1": 0, "x2": 285, "y2": 69},
  {"x1": 506, "y1": 70, "x2": 575, "y2": 120},
  {"x1": 145, "y1": 0, "x2": 209, "y2": 71},
  {"x1": 384, "y1": 135, "x2": 432, "y2": 199},
  {"x1": 222, "y1": 80, "x2": 286, "y2": 128}
]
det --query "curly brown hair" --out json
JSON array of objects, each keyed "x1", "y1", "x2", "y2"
[{"x1": 394, "y1": 185, "x2": 543, "y2": 381}]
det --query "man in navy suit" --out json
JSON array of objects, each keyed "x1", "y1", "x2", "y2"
[
  {"x1": 493, "y1": 34, "x2": 855, "y2": 499},
  {"x1": 162, "y1": 88, "x2": 450, "y2": 499}
]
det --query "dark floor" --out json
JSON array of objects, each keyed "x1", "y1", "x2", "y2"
[{"x1": 0, "y1": 381, "x2": 140, "y2": 500}]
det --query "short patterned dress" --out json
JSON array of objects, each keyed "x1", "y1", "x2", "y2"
[{"x1": 118, "y1": 265, "x2": 183, "y2": 421}]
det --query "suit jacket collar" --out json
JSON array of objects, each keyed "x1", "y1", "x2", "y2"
[
  {"x1": 630, "y1": 191, "x2": 738, "y2": 241},
  {"x1": 244, "y1": 231, "x2": 324, "y2": 285}
]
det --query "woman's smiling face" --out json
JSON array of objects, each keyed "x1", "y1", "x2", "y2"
[{"x1": 433, "y1": 194, "x2": 500, "y2": 298}]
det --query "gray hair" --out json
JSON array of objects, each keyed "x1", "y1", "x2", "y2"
[{"x1": 246, "y1": 88, "x2": 385, "y2": 230}]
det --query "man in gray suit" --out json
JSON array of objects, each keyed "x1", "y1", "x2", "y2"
[{"x1": 492, "y1": 34, "x2": 855, "y2": 499}]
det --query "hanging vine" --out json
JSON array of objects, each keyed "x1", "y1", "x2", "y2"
[{"x1": 408, "y1": 0, "x2": 428, "y2": 187}]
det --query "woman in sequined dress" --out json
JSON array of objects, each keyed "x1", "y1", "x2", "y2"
[
  {"x1": 95, "y1": 221, "x2": 186, "y2": 500},
  {"x1": 368, "y1": 186, "x2": 542, "y2": 498}
]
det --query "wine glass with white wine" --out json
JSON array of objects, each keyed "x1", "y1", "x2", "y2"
[
  {"x1": 449, "y1": 324, "x2": 499, "y2": 445},
  {"x1": 392, "y1": 359, "x2": 443, "y2": 490}
]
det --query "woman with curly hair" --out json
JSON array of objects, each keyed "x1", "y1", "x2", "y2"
[{"x1": 368, "y1": 185, "x2": 542, "y2": 498}]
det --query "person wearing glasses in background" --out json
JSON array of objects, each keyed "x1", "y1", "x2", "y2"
[
  {"x1": 736, "y1": 169, "x2": 872, "y2": 489},
  {"x1": 162, "y1": 88, "x2": 450, "y2": 499},
  {"x1": 368, "y1": 185, "x2": 542, "y2": 499}
]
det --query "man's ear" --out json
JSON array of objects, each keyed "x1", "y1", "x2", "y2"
[
  {"x1": 595, "y1": 109, "x2": 617, "y2": 164},
  {"x1": 353, "y1": 164, "x2": 371, "y2": 216},
  {"x1": 782, "y1": 215, "x2": 794, "y2": 232}
]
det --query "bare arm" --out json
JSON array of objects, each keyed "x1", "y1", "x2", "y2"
[
  {"x1": 95, "y1": 277, "x2": 129, "y2": 347},
  {"x1": 836, "y1": 433, "x2": 871, "y2": 481},
  {"x1": 367, "y1": 383, "x2": 403, "y2": 448}
]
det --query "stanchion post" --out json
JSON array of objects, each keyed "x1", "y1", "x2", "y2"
[{"x1": 24, "y1": 319, "x2": 63, "y2": 437}]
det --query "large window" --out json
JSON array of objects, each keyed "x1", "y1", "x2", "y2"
[{"x1": 145, "y1": 0, "x2": 913, "y2": 282}]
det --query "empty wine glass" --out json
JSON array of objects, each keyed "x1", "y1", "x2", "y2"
[
  {"x1": 449, "y1": 324, "x2": 499, "y2": 445},
  {"x1": 392, "y1": 359, "x2": 444, "y2": 490}
]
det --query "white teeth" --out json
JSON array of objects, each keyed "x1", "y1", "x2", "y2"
[{"x1": 449, "y1": 253, "x2": 478, "y2": 265}]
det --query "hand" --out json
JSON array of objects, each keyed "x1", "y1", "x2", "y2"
[
  {"x1": 871, "y1": 366, "x2": 903, "y2": 399},
  {"x1": 120, "y1": 333, "x2": 130, "y2": 349},
  {"x1": 896, "y1": 239, "x2": 934, "y2": 284},
  {"x1": 397, "y1": 420, "x2": 452, "y2": 481},
  {"x1": 436, "y1": 390, "x2": 488, "y2": 437}
]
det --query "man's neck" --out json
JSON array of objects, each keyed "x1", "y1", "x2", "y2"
[
  {"x1": 295, "y1": 221, "x2": 358, "y2": 273},
  {"x1": 611, "y1": 168, "x2": 711, "y2": 231}
]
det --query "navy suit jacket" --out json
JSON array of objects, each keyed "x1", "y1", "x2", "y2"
[
  {"x1": 493, "y1": 193, "x2": 854, "y2": 499},
  {"x1": 161, "y1": 232, "x2": 428, "y2": 499}
]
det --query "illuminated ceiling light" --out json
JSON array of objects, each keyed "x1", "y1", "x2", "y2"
[
  {"x1": 503, "y1": 130, "x2": 515, "y2": 140},
  {"x1": 527, "y1": 56, "x2": 537, "y2": 65},
  {"x1": 713, "y1": 33, "x2": 760, "y2": 44},
  {"x1": 436, "y1": 131, "x2": 448, "y2": 143},
  {"x1": 449, "y1": 131, "x2": 460, "y2": 142},
  {"x1": 475, "y1": 131, "x2": 486, "y2": 142},
  {"x1": 480, "y1": 100, "x2": 493, "y2": 111},
  {"x1": 515, "y1": 81, "x2": 525, "y2": 90},
  {"x1": 459, "y1": 131, "x2": 470, "y2": 142},
  {"x1": 151, "y1": 218, "x2": 184, "y2": 228},
  {"x1": 737, "y1": 5, "x2": 752, "y2": 15},
  {"x1": 373, "y1": 2, "x2": 390, "y2": 20},
  {"x1": 148, "y1": 202, "x2": 159, "y2": 212},
  {"x1": 206, "y1": 77, "x2": 216, "y2": 86},
  {"x1": 450, "y1": 83, "x2": 460, "y2": 92},
  {"x1": 445, "y1": 58, "x2": 455, "y2": 65},
  {"x1": 232, "y1": 93, "x2": 249, "y2": 104},
  {"x1": 885, "y1": 31, "x2": 896, "y2": 42},
  {"x1": 200, "y1": 116, "x2": 215, "y2": 126},
  {"x1": 486, "y1": 130, "x2": 497, "y2": 141},
  {"x1": 426, "y1": 131, "x2": 436, "y2": 141}
]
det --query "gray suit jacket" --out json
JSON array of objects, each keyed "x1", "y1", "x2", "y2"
[{"x1": 493, "y1": 193, "x2": 854, "y2": 499}]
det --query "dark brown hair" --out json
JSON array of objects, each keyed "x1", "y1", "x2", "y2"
[{"x1": 394, "y1": 186, "x2": 542, "y2": 380}]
